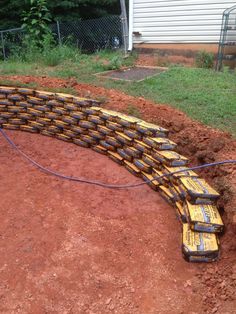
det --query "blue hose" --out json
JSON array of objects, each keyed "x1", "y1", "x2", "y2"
[{"x1": 0, "y1": 128, "x2": 235, "y2": 189}]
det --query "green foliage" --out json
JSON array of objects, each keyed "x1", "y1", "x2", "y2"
[
  {"x1": 0, "y1": 0, "x2": 120, "y2": 31},
  {"x1": 1, "y1": 51, "x2": 235, "y2": 136},
  {"x1": 195, "y1": 50, "x2": 215, "y2": 69},
  {"x1": 21, "y1": 0, "x2": 52, "y2": 47},
  {"x1": 42, "y1": 44, "x2": 81, "y2": 66}
]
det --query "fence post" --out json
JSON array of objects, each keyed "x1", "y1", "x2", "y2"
[
  {"x1": 1, "y1": 32, "x2": 6, "y2": 60},
  {"x1": 120, "y1": 0, "x2": 129, "y2": 56},
  {"x1": 56, "y1": 21, "x2": 62, "y2": 46}
]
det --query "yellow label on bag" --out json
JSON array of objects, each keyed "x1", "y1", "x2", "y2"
[
  {"x1": 163, "y1": 165, "x2": 199, "y2": 181},
  {"x1": 136, "y1": 121, "x2": 168, "y2": 135},
  {"x1": 144, "y1": 137, "x2": 177, "y2": 150},
  {"x1": 179, "y1": 177, "x2": 220, "y2": 199},
  {"x1": 185, "y1": 201, "x2": 224, "y2": 233},
  {"x1": 152, "y1": 150, "x2": 189, "y2": 166},
  {"x1": 182, "y1": 223, "x2": 219, "y2": 256}
]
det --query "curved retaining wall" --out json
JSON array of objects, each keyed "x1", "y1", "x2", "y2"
[{"x1": 0, "y1": 86, "x2": 224, "y2": 262}]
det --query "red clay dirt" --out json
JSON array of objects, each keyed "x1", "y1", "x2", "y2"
[{"x1": 0, "y1": 75, "x2": 235, "y2": 314}]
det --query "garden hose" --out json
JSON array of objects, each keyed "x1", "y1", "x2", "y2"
[{"x1": 1, "y1": 128, "x2": 235, "y2": 190}]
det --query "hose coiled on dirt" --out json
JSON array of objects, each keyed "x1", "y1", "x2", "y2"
[{"x1": 1, "y1": 128, "x2": 236, "y2": 189}]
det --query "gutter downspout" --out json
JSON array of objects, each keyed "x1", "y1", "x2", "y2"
[{"x1": 128, "y1": 0, "x2": 134, "y2": 51}]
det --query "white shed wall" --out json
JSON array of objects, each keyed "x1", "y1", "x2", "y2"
[{"x1": 131, "y1": 0, "x2": 236, "y2": 44}]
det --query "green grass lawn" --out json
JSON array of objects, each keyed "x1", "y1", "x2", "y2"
[{"x1": 0, "y1": 49, "x2": 235, "y2": 136}]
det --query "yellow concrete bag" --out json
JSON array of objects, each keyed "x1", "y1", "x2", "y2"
[
  {"x1": 116, "y1": 113, "x2": 141, "y2": 129},
  {"x1": 136, "y1": 121, "x2": 168, "y2": 137},
  {"x1": 117, "y1": 148, "x2": 133, "y2": 162},
  {"x1": 143, "y1": 137, "x2": 177, "y2": 150},
  {"x1": 151, "y1": 150, "x2": 189, "y2": 167},
  {"x1": 162, "y1": 165, "x2": 199, "y2": 184},
  {"x1": 115, "y1": 131, "x2": 133, "y2": 145},
  {"x1": 179, "y1": 177, "x2": 220, "y2": 205},
  {"x1": 142, "y1": 153, "x2": 161, "y2": 169},
  {"x1": 182, "y1": 223, "x2": 219, "y2": 262},
  {"x1": 133, "y1": 140, "x2": 151, "y2": 154},
  {"x1": 184, "y1": 201, "x2": 224, "y2": 233},
  {"x1": 124, "y1": 146, "x2": 142, "y2": 158}
]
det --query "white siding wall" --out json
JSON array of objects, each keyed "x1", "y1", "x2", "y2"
[{"x1": 132, "y1": 0, "x2": 236, "y2": 44}]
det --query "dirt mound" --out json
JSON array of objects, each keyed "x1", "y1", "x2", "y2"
[{"x1": 0, "y1": 75, "x2": 235, "y2": 313}]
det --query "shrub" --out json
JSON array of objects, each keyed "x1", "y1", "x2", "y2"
[{"x1": 195, "y1": 50, "x2": 214, "y2": 69}]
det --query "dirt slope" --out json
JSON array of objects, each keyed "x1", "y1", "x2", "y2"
[{"x1": 0, "y1": 75, "x2": 235, "y2": 313}]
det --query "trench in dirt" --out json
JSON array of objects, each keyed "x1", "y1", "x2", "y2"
[{"x1": 0, "y1": 75, "x2": 235, "y2": 314}]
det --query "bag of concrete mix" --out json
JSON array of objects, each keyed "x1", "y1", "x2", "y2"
[
  {"x1": 136, "y1": 121, "x2": 169, "y2": 137},
  {"x1": 143, "y1": 137, "x2": 177, "y2": 150},
  {"x1": 184, "y1": 201, "x2": 224, "y2": 233},
  {"x1": 115, "y1": 131, "x2": 134, "y2": 146},
  {"x1": 133, "y1": 140, "x2": 151, "y2": 154},
  {"x1": 182, "y1": 223, "x2": 219, "y2": 262},
  {"x1": 151, "y1": 150, "x2": 189, "y2": 167},
  {"x1": 142, "y1": 153, "x2": 161, "y2": 169},
  {"x1": 162, "y1": 165, "x2": 199, "y2": 184},
  {"x1": 116, "y1": 113, "x2": 141, "y2": 129},
  {"x1": 124, "y1": 146, "x2": 142, "y2": 158},
  {"x1": 179, "y1": 177, "x2": 220, "y2": 205}
]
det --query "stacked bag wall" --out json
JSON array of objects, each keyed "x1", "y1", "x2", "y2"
[{"x1": 0, "y1": 86, "x2": 224, "y2": 262}]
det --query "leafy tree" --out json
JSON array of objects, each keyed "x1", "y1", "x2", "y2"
[
  {"x1": 21, "y1": 0, "x2": 52, "y2": 46},
  {"x1": 0, "y1": 0, "x2": 121, "y2": 30}
]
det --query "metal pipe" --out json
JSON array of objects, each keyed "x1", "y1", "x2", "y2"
[{"x1": 128, "y1": 0, "x2": 134, "y2": 51}]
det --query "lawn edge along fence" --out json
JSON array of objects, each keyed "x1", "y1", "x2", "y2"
[{"x1": 0, "y1": 86, "x2": 224, "y2": 262}]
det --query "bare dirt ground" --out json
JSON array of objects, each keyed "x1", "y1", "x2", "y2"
[
  {"x1": 0, "y1": 75, "x2": 235, "y2": 314},
  {"x1": 135, "y1": 53, "x2": 195, "y2": 67}
]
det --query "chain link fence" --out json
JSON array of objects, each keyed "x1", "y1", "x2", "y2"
[{"x1": 0, "y1": 15, "x2": 124, "y2": 60}]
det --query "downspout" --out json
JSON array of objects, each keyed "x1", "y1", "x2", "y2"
[{"x1": 128, "y1": 0, "x2": 134, "y2": 51}]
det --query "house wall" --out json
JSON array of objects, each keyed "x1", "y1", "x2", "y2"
[{"x1": 131, "y1": 0, "x2": 236, "y2": 45}]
